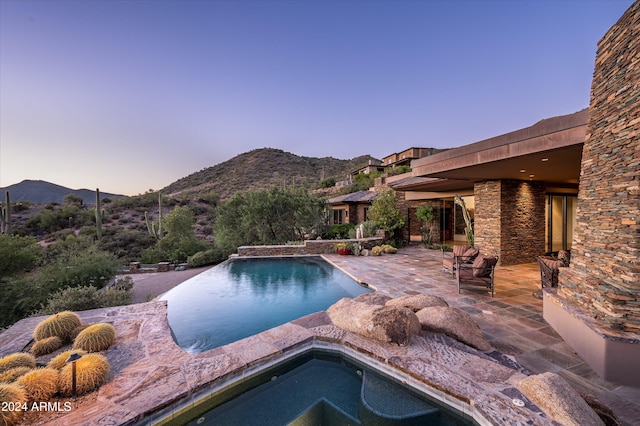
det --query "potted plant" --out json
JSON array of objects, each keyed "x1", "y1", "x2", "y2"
[{"x1": 335, "y1": 242, "x2": 353, "y2": 255}]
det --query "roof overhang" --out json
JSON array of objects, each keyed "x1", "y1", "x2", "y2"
[{"x1": 401, "y1": 109, "x2": 588, "y2": 192}]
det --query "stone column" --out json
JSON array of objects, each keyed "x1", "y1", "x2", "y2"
[{"x1": 474, "y1": 180, "x2": 545, "y2": 265}]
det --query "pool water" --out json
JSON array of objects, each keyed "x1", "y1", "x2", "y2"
[
  {"x1": 160, "y1": 257, "x2": 372, "y2": 352},
  {"x1": 174, "y1": 350, "x2": 474, "y2": 426}
]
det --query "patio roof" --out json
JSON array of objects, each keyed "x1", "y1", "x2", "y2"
[
  {"x1": 397, "y1": 109, "x2": 588, "y2": 192},
  {"x1": 326, "y1": 190, "x2": 378, "y2": 204}
]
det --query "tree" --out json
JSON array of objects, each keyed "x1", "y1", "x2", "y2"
[
  {"x1": 454, "y1": 194, "x2": 474, "y2": 246},
  {"x1": 144, "y1": 206, "x2": 208, "y2": 263},
  {"x1": 368, "y1": 190, "x2": 405, "y2": 237},
  {"x1": 214, "y1": 187, "x2": 326, "y2": 253},
  {"x1": 416, "y1": 205, "x2": 436, "y2": 245}
]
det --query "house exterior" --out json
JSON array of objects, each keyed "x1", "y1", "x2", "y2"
[
  {"x1": 326, "y1": 190, "x2": 378, "y2": 225},
  {"x1": 381, "y1": 147, "x2": 447, "y2": 169},
  {"x1": 385, "y1": 109, "x2": 587, "y2": 263}
]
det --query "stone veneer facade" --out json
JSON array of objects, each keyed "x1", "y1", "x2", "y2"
[
  {"x1": 556, "y1": 2, "x2": 640, "y2": 333},
  {"x1": 474, "y1": 180, "x2": 546, "y2": 266}
]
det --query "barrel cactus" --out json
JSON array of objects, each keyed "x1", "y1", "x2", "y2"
[
  {"x1": 73, "y1": 323, "x2": 116, "y2": 352},
  {"x1": 33, "y1": 311, "x2": 83, "y2": 342},
  {"x1": 58, "y1": 353, "x2": 110, "y2": 396},
  {"x1": 15, "y1": 368, "x2": 59, "y2": 401},
  {"x1": 372, "y1": 246, "x2": 383, "y2": 256},
  {"x1": 0, "y1": 353, "x2": 36, "y2": 374},
  {"x1": 30, "y1": 336, "x2": 64, "y2": 357},
  {"x1": 0, "y1": 383, "x2": 27, "y2": 426},
  {"x1": 47, "y1": 349, "x2": 88, "y2": 371},
  {"x1": 0, "y1": 367, "x2": 32, "y2": 384}
]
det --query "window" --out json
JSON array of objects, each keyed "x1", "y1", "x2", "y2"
[
  {"x1": 546, "y1": 195, "x2": 577, "y2": 252},
  {"x1": 333, "y1": 209, "x2": 345, "y2": 224}
]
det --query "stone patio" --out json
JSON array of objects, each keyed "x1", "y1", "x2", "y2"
[{"x1": 1, "y1": 245, "x2": 638, "y2": 425}]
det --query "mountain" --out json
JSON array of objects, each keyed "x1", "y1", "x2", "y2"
[
  {"x1": 0, "y1": 180, "x2": 124, "y2": 205},
  {"x1": 162, "y1": 148, "x2": 379, "y2": 200}
]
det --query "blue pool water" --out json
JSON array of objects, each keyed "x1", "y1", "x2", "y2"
[{"x1": 160, "y1": 257, "x2": 372, "y2": 352}]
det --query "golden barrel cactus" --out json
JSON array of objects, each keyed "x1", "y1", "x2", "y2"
[
  {"x1": 15, "y1": 368, "x2": 59, "y2": 402},
  {"x1": 30, "y1": 336, "x2": 63, "y2": 357},
  {"x1": 58, "y1": 353, "x2": 110, "y2": 396},
  {"x1": 33, "y1": 311, "x2": 82, "y2": 342},
  {"x1": 73, "y1": 323, "x2": 116, "y2": 353},
  {"x1": 0, "y1": 383, "x2": 27, "y2": 426},
  {"x1": 46, "y1": 349, "x2": 88, "y2": 371},
  {"x1": 0, "y1": 353, "x2": 36, "y2": 374},
  {"x1": 0, "y1": 367, "x2": 32, "y2": 384}
]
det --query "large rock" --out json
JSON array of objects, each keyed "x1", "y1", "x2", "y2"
[
  {"x1": 327, "y1": 298, "x2": 420, "y2": 346},
  {"x1": 416, "y1": 306, "x2": 491, "y2": 351},
  {"x1": 517, "y1": 372, "x2": 604, "y2": 426},
  {"x1": 385, "y1": 294, "x2": 448, "y2": 312},
  {"x1": 354, "y1": 293, "x2": 392, "y2": 306}
]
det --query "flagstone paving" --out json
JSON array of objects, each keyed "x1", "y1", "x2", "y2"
[{"x1": 1, "y1": 245, "x2": 639, "y2": 425}]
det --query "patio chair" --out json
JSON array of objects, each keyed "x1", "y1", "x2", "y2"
[
  {"x1": 536, "y1": 253, "x2": 568, "y2": 289},
  {"x1": 457, "y1": 254, "x2": 499, "y2": 297},
  {"x1": 442, "y1": 245, "x2": 479, "y2": 277}
]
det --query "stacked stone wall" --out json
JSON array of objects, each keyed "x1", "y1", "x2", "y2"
[
  {"x1": 500, "y1": 180, "x2": 546, "y2": 265},
  {"x1": 474, "y1": 180, "x2": 546, "y2": 265},
  {"x1": 474, "y1": 181, "x2": 502, "y2": 258},
  {"x1": 557, "y1": 1, "x2": 640, "y2": 332},
  {"x1": 237, "y1": 238, "x2": 383, "y2": 256}
]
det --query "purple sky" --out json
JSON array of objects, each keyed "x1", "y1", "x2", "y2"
[{"x1": 0, "y1": 0, "x2": 633, "y2": 195}]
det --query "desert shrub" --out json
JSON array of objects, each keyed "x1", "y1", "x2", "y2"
[
  {"x1": 58, "y1": 353, "x2": 110, "y2": 396},
  {"x1": 36, "y1": 285, "x2": 132, "y2": 315},
  {"x1": 30, "y1": 336, "x2": 64, "y2": 357},
  {"x1": 382, "y1": 244, "x2": 398, "y2": 254},
  {"x1": 387, "y1": 165, "x2": 411, "y2": 176},
  {"x1": 33, "y1": 311, "x2": 82, "y2": 342},
  {"x1": 187, "y1": 248, "x2": 226, "y2": 268},
  {"x1": 0, "y1": 235, "x2": 41, "y2": 276},
  {"x1": 46, "y1": 349, "x2": 88, "y2": 371},
  {"x1": 0, "y1": 367, "x2": 32, "y2": 384},
  {"x1": 0, "y1": 353, "x2": 36, "y2": 374},
  {"x1": 0, "y1": 383, "x2": 27, "y2": 426},
  {"x1": 319, "y1": 177, "x2": 336, "y2": 188},
  {"x1": 73, "y1": 323, "x2": 116, "y2": 352},
  {"x1": 15, "y1": 368, "x2": 59, "y2": 401},
  {"x1": 327, "y1": 223, "x2": 355, "y2": 239},
  {"x1": 361, "y1": 221, "x2": 379, "y2": 238}
]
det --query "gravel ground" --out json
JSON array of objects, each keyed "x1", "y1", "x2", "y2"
[{"x1": 125, "y1": 266, "x2": 211, "y2": 303}]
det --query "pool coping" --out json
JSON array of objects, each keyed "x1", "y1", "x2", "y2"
[{"x1": 2, "y1": 299, "x2": 554, "y2": 425}]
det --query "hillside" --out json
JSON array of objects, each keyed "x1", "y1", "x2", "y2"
[
  {"x1": 162, "y1": 148, "x2": 379, "y2": 200},
  {"x1": 0, "y1": 180, "x2": 123, "y2": 205}
]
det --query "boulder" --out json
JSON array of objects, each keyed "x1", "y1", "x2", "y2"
[
  {"x1": 416, "y1": 306, "x2": 491, "y2": 351},
  {"x1": 354, "y1": 293, "x2": 392, "y2": 306},
  {"x1": 386, "y1": 294, "x2": 448, "y2": 312},
  {"x1": 517, "y1": 372, "x2": 604, "y2": 426},
  {"x1": 327, "y1": 298, "x2": 420, "y2": 345}
]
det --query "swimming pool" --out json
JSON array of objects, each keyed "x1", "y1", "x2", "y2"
[{"x1": 160, "y1": 257, "x2": 372, "y2": 352}]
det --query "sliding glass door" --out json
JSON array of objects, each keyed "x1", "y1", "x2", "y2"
[{"x1": 546, "y1": 195, "x2": 577, "y2": 253}]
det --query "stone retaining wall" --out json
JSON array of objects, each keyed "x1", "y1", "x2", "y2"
[{"x1": 236, "y1": 237, "x2": 383, "y2": 256}]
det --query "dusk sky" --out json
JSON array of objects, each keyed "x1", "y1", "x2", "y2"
[{"x1": 0, "y1": 0, "x2": 634, "y2": 196}]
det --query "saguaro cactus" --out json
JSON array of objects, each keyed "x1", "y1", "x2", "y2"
[
  {"x1": 95, "y1": 188, "x2": 102, "y2": 239},
  {"x1": 0, "y1": 191, "x2": 12, "y2": 235},
  {"x1": 145, "y1": 192, "x2": 164, "y2": 240}
]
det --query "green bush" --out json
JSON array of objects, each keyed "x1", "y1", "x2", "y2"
[
  {"x1": 0, "y1": 235, "x2": 41, "y2": 276},
  {"x1": 187, "y1": 248, "x2": 227, "y2": 267},
  {"x1": 327, "y1": 223, "x2": 355, "y2": 239},
  {"x1": 36, "y1": 285, "x2": 132, "y2": 316}
]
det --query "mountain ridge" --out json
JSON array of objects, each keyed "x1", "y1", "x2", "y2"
[{"x1": 0, "y1": 180, "x2": 124, "y2": 205}]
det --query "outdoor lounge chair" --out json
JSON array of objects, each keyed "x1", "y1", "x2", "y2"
[
  {"x1": 536, "y1": 250, "x2": 570, "y2": 289},
  {"x1": 457, "y1": 254, "x2": 498, "y2": 297},
  {"x1": 442, "y1": 245, "x2": 479, "y2": 277}
]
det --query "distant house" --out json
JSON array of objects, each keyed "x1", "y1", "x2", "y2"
[
  {"x1": 326, "y1": 190, "x2": 378, "y2": 225},
  {"x1": 381, "y1": 147, "x2": 447, "y2": 169},
  {"x1": 350, "y1": 159, "x2": 384, "y2": 178}
]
